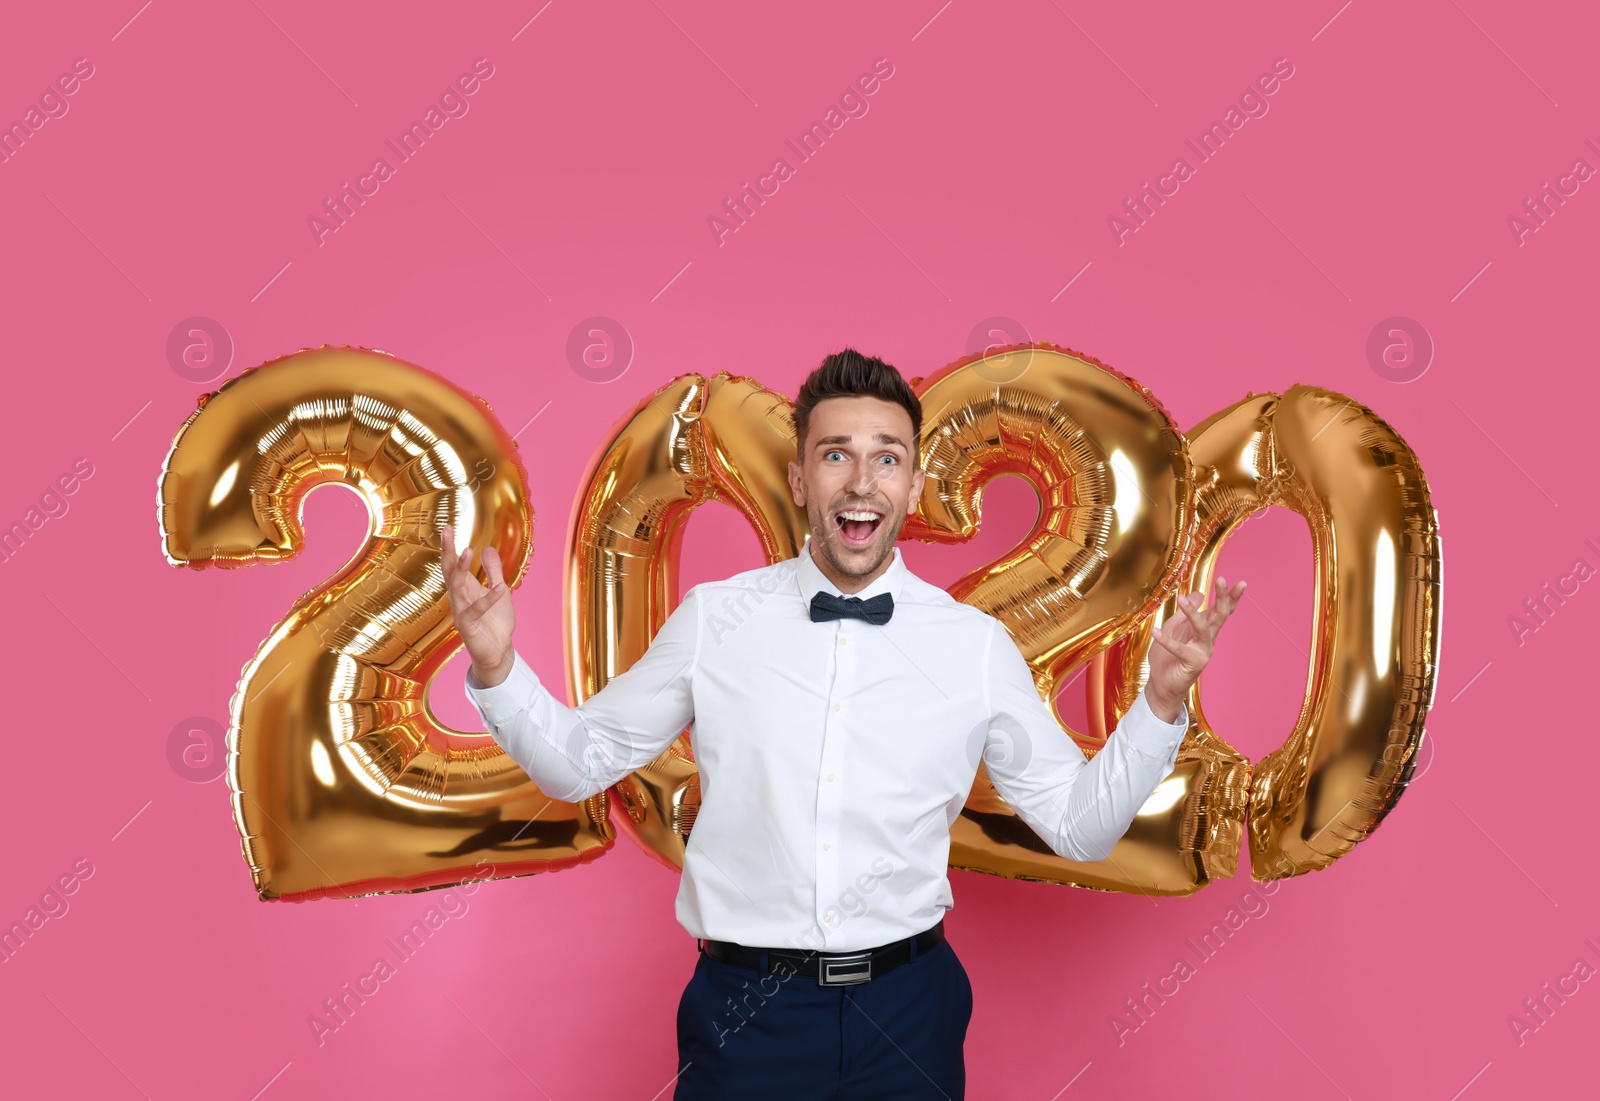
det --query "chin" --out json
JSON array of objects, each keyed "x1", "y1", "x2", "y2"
[
  {"x1": 823, "y1": 528, "x2": 896, "y2": 574},
  {"x1": 834, "y1": 551, "x2": 884, "y2": 576}
]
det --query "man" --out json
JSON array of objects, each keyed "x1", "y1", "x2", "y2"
[{"x1": 442, "y1": 348, "x2": 1244, "y2": 1099}]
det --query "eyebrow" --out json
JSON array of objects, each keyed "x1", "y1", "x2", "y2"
[{"x1": 813, "y1": 432, "x2": 908, "y2": 451}]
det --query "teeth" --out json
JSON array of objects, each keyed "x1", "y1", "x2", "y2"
[{"x1": 838, "y1": 510, "x2": 880, "y2": 521}]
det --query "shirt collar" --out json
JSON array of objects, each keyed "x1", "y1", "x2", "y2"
[{"x1": 795, "y1": 535, "x2": 908, "y2": 605}]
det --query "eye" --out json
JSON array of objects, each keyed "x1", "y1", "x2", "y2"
[
  {"x1": 825, "y1": 450, "x2": 845, "y2": 462},
  {"x1": 877, "y1": 454, "x2": 899, "y2": 466}
]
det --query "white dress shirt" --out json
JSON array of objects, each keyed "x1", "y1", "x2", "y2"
[{"x1": 464, "y1": 537, "x2": 1189, "y2": 953}]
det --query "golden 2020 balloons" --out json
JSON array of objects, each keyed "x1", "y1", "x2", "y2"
[{"x1": 159, "y1": 341, "x2": 1441, "y2": 900}]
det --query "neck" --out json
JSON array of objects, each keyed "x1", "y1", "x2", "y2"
[{"x1": 810, "y1": 538, "x2": 894, "y2": 595}]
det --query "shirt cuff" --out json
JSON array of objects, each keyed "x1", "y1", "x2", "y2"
[
  {"x1": 463, "y1": 649, "x2": 541, "y2": 728},
  {"x1": 1121, "y1": 688, "x2": 1190, "y2": 761}
]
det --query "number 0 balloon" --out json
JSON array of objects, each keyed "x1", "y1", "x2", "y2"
[{"x1": 158, "y1": 342, "x2": 1441, "y2": 901}]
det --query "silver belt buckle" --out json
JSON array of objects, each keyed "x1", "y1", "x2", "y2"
[{"x1": 819, "y1": 949, "x2": 874, "y2": 986}]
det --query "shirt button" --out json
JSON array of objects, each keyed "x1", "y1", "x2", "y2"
[
  {"x1": 824, "y1": 910, "x2": 836, "y2": 923},
  {"x1": 839, "y1": 636, "x2": 848, "y2": 646},
  {"x1": 823, "y1": 842, "x2": 832, "y2": 851},
  {"x1": 832, "y1": 702, "x2": 841, "y2": 713},
  {"x1": 827, "y1": 773, "x2": 835, "y2": 783}
]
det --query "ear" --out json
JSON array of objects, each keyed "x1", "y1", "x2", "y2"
[
  {"x1": 908, "y1": 466, "x2": 926, "y2": 515},
  {"x1": 787, "y1": 458, "x2": 805, "y2": 507}
]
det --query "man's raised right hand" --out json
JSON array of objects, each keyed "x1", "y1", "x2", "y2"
[{"x1": 441, "y1": 523, "x2": 516, "y2": 688}]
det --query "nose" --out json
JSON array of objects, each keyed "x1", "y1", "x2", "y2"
[{"x1": 846, "y1": 456, "x2": 879, "y2": 496}]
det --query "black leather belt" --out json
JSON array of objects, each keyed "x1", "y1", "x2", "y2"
[{"x1": 700, "y1": 920, "x2": 945, "y2": 986}]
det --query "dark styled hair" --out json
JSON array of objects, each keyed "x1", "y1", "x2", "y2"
[{"x1": 792, "y1": 348, "x2": 922, "y2": 463}]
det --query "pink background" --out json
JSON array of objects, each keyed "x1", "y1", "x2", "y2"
[{"x1": 2, "y1": 1, "x2": 1595, "y2": 1097}]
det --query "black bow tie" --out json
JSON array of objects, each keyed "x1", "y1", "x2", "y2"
[{"x1": 809, "y1": 591, "x2": 894, "y2": 625}]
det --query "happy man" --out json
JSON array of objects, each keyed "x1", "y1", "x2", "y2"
[{"x1": 442, "y1": 348, "x2": 1243, "y2": 1099}]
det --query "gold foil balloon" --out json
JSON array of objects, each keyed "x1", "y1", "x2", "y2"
[
  {"x1": 1086, "y1": 386, "x2": 1442, "y2": 882},
  {"x1": 159, "y1": 346, "x2": 611, "y2": 901},
  {"x1": 565, "y1": 373, "x2": 808, "y2": 868},
  {"x1": 902, "y1": 346, "x2": 1248, "y2": 895},
  {"x1": 1202, "y1": 388, "x2": 1440, "y2": 879}
]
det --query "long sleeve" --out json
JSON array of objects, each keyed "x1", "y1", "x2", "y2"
[
  {"x1": 980, "y1": 619, "x2": 1187, "y2": 863},
  {"x1": 462, "y1": 586, "x2": 703, "y2": 803}
]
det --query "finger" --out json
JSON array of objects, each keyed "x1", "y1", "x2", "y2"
[
  {"x1": 463, "y1": 578, "x2": 508, "y2": 626},
  {"x1": 1198, "y1": 580, "x2": 1227, "y2": 632},
  {"x1": 448, "y1": 545, "x2": 474, "y2": 599},
  {"x1": 1155, "y1": 629, "x2": 1208, "y2": 676},
  {"x1": 1159, "y1": 605, "x2": 1192, "y2": 644},
  {"x1": 1177, "y1": 592, "x2": 1211, "y2": 635},
  {"x1": 1190, "y1": 584, "x2": 1218, "y2": 635},
  {"x1": 1150, "y1": 625, "x2": 1192, "y2": 660},
  {"x1": 445, "y1": 544, "x2": 486, "y2": 610},
  {"x1": 1205, "y1": 576, "x2": 1246, "y2": 631},
  {"x1": 1225, "y1": 578, "x2": 1247, "y2": 611},
  {"x1": 441, "y1": 524, "x2": 456, "y2": 577},
  {"x1": 1217, "y1": 575, "x2": 1237, "y2": 609},
  {"x1": 445, "y1": 563, "x2": 479, "y2": 616},
  {"x1": 482, "y1": 545, "x2": 506, "y2": 592},
  {"x1": 1213, "y1": 577, "x2": 1245, "y2": 625},
  {"x1": 1152, "y1": 620, "x2": 1186, "y2": 648}
]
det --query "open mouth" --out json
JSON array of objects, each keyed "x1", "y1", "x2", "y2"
[{"x1": 834, "y1": 508, "x2": 884, "y2": 549}]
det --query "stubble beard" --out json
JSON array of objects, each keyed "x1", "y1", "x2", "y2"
[{"x1": 806, "y1": 496, "x2": 906, "y2": 583}]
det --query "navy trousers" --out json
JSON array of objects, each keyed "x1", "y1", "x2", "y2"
[{"x1": 673, "y1": 935, "x2": 973, "y2": 1099}]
